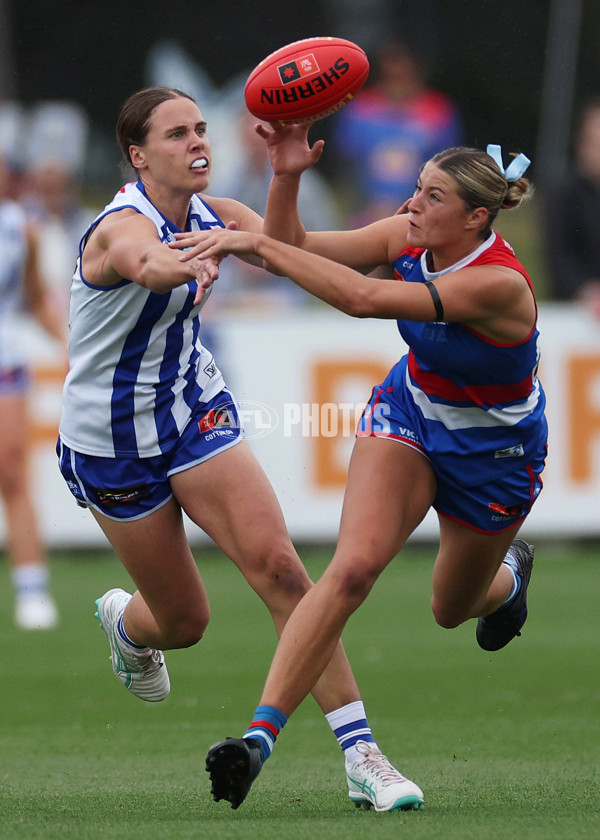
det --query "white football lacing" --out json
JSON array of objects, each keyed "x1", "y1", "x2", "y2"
[{"x1": 353, "y1": 741, "x2": 409, "y2": 785}]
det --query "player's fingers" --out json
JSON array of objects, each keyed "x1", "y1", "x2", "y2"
[
  {"x1": 311, "y1": 139, "x2": 325, "y2": 160},
  {"x1": 256, "y1": 123, "x2": 272, "y2": 139},
  {"x1": 176, "y1": 241, "x2": 211, "y2": 261},
  {"x1": 395, "y1": 198, "x2": 411, "y2": 215}
]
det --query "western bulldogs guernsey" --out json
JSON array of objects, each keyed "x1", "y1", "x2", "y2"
[
  {"x1": 0, "y1": 200, "x2": 29, "y2": 370},
  {"x1": 59, "y1": 181, "x2": 226, "y2": 458},
  {"x1": 389, "y1": 231, "x2": 547, "y2": 486}
]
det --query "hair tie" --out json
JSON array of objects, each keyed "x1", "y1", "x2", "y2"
[{"x1": 486, "y1": 144, "x2": 531, "y2": 182}]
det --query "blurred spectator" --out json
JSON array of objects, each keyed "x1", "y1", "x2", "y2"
[
  {"x1": 23, "y1": 162, "x2": 97, "y2": 313},
  {"x1": 24, "y1": 101, "x2": 89, "y2": 174},
  {"x1": 331, "y1": 40, "x2": 463, "y2": 225},
  {"x1": 0, "y1": 153, "x2": 65, "y2": 629},
  {"x1": 21, "y1": 102, "x2": 98, "y2": 312},
  {"x1": 0, "y1": 101, "x2": 28, "y2": 201},
  {"x1": 0, "y1": 100, "x2": 97, "y2": 313},
  {"x1": 543, "y1": 98, "x2": 600, "y2": 313}
]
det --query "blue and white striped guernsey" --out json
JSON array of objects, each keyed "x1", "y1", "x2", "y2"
[
  {"x1": 59, "y1": 181, "x2": 226, "y2": 458},
  {"x1": 0, "y1": 200, "x2": 29, "y2": 370}
]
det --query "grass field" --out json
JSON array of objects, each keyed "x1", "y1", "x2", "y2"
[{"x1": 0, "y1": 541, "x2": 598, "y2": 840}]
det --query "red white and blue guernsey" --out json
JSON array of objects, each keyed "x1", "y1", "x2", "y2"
[
  {"x1": 358, "y1": 231, "x2": 547, "y2": 531},
  {"x1": 59, "y1": 181, "x2": 226, "y2": 458}
]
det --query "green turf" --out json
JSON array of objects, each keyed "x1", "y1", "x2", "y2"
[{"x1": 0, "y1": 542, "x2": 598, "y2": 839}]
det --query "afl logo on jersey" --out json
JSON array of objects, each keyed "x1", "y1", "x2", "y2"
[{"x1": 198, "y1": 407, "x2": 236, "y2": 434}]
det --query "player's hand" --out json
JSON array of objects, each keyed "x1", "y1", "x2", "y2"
[
  {"x1": 170, "y1": 223, "x2": 259, "y2": 264},
  {"x1": 183, "y1": 255, "x2": 220, "y2": 305},
  {"x1": 254, "y1": 121, "x2": 324, "y2": 176},
  {"x1": 395, "y1": 198, "x2": 412, "y2": 216}
]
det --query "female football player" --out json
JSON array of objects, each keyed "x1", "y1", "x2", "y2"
[{"x1": 171, "y1": 127, "x2": 547, "y2": 810}]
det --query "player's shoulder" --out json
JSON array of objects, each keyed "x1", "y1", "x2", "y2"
[
  {"x1": 200, "y1": 193, "x2": 263, "y2": 230},
  {"x1": 97, "y1": 205, "x2": 146, "y2": 230},
  {"x1": 375, "y1": 212, "x2": 411, "y2": 258},
  {"x1": 472, "y1": 231, "x2": 527, "y2": 273},
  {"x1": 200, "y1": 194, "x2": 244, "y2": 215},
  {"x1": 92, "y1": 207, "x2": 152, "y2": 251}
]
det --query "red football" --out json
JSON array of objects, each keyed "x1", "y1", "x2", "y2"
[{"x1": 244, "y1": 36, "x2": 369, "y2": 123}]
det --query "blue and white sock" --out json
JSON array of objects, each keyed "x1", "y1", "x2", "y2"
[
  {"x1": 116, "y1": 614, "x2": 148, "y2": 652},
  {"x1": 500, "y1": 547, "x2": 522, "y2": 608},
  {"x1": 12, "y1": 563, "x2": 49, "y2": 597},
  {"x1": 243, "y1": 705, "x2": 288, "y2": 762},
  {"x1": 326, "y1": 700, "x2": 377, "y2": 765}
]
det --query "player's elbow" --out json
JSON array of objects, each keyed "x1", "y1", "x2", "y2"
[
  {"x1": 262, "y1": 258, "x2": 285, "y2": 276},
  {"x1": 138, "y1": 264, "x2": 171, "y2": 294},
  {"x1": 342, "y1": 286, "x2": 378, "y2": 318}
]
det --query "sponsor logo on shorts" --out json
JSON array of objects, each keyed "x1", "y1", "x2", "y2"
[
  {"x1": 488, "y1": 502, "x2": 525, "y2": 518},
  {"x1": 66, "y1": 479, "x2": 82, "y2": 496},
  {"x1": 494, "y1": 444, "x2": 525, "y2": 459},
  {"x1": 94, "y1": 485, "x2": 151, "y2": 506},
  {"x1": 203, "y1": 429, "x2": 235, "y2": 441}
]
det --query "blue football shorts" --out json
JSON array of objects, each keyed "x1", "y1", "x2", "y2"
[
  {"x1": 0, "y1": 366, "x2": 29, "y2": 397},
  {"x1": 357, "y1": 382, "x2": 546, "y2": 535},
  {"x1": 57, "y1": 388, "x2": 244, "y2": 521}
]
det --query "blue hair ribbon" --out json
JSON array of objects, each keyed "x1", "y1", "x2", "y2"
[{"x1": 486, "y1": 144, "x2": 531, "y2": 182}]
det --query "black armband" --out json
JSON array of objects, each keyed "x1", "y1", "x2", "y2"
[{"x1": 425, "y1": 281, "x2": 444, "y2": 321}]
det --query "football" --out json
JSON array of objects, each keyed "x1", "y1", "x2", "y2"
[{"x1": 244, "y1": 36, "x2": 369, "y2": 123}]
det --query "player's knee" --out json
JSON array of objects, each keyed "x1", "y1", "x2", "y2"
[
  {"x1": 262, "y1": 547, "x2": 312, "y2": 600},
  {"x1": 243, "y1": 538, "x2": 311, "y2": 600},
  {"x1": 165, "y1": 607, "x2": 210, "y2": 648},
  {"x1": 431, "y1": 596, "x2": 464, "y2": 629},
  {"x1": 329, "y1": 560, "x2": 380, "y2": 611}
]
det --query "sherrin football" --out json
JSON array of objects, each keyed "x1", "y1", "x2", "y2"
[{"x1": 244, "y1": 36, "x2": 369, "y2": 123}]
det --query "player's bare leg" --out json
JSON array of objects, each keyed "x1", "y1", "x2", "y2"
[{"x1": 206, "y1": 438, "x2": 435, "y2": 809}]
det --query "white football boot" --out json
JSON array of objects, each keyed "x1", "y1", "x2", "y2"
[
  {"x1": 346, "y1": 740, "x2": 424, "y2": 812},
  {"x1": 95, "y1": 588, "x2": 170, "y2": 702}
]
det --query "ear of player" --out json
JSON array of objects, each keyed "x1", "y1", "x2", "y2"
[{"x1": 244, "y1": 36, "x2": 369, "y2": 124}]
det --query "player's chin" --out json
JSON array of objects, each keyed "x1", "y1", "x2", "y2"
[
  {"x1": 405, "y1": 227, "x2": 421, "y2": 246},
  {"x1": 190, "y1": 170, "x2": 210, "y2": 190}
]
